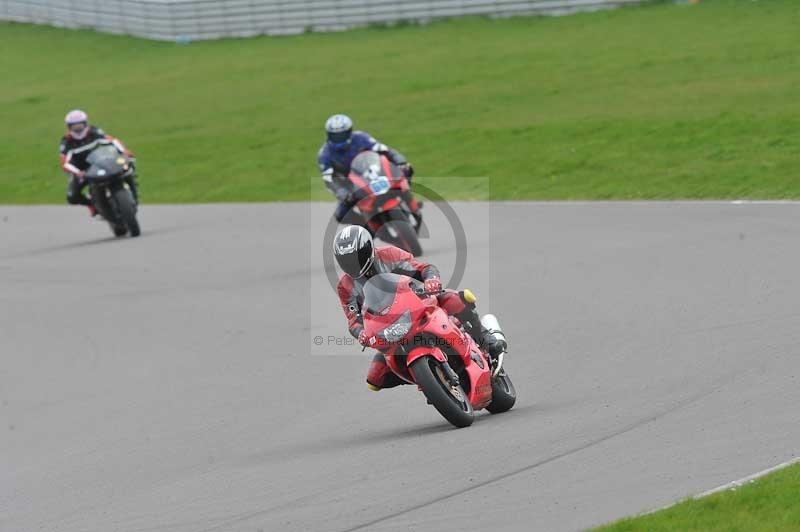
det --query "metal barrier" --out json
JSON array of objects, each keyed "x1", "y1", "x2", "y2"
[{"x1": 1, "y1": 0, "x2": 646, "y2": 41}]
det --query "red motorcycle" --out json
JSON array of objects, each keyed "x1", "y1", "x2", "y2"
[
  {"x1": 346, "y1": 151, "x2": 423, "y2": 256},
  {"x1": 362, "y1": 273, "x2": 516, "y2": 428}
]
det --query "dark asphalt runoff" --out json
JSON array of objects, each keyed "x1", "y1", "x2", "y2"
[{"x1": 2, "y1": 202, "x2": 799, "y2": 532}]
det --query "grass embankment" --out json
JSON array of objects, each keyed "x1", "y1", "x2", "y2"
[
  {"x1": 1, "y1": 0, "x2": 798, "y2": 203},
  {"x1": 597, "y1": 462, "x2": 800, "y2": 532}
]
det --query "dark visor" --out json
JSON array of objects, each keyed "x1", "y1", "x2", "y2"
[
  {"x1": 336, "y1": 240, "x2": 372, "y2": 277},
  {"x1": 327, "y1": 129, "x2": 352, "y2": 144}
]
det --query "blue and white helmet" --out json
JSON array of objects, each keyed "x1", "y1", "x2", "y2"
[{"x1": 325, "y1": 114, "x2": 354, "y2": 150}]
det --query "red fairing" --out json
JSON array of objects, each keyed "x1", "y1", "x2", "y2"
[
  {"x1": 380, "y1": 155, "x2": 395, "y2": 181},
  {"x1": 367, "y1": 199, "x2": 401, "y2": 232},
  {"x1": 461, "y1": 342, "x2": 493, "y2": 408},
  {"x1": 347, "y1": 173, "x2": 376, "y2": 213},
  {"x1": 346, "y1": 152, "x2": 411, "y2": 218},
  {"x1": 361, "y1": 275, "x2": 493, "y2": 409}
]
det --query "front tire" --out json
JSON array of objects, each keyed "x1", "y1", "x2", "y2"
[
  {"x1": 410, "y1": 357, "x2": 474, "y2": 428},
  {"x1": 113, "y1": 187, "x2": 140, "y2": 237},
  {"x1": 485, "y1": 369, "x2": 516, "y2": 414}
]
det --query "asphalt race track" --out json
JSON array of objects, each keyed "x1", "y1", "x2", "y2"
[{"x1": 2, "y1": 202, "x2": 799, "y2": 532}]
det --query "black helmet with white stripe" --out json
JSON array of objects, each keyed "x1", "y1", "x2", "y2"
[{"x1": 333, "y1": 225, "x2": 374, "y2": 278}]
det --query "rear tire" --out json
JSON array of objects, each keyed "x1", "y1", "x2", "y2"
[
  {"x1": 113, "y1": 187, "x2": 140, "y2": 237},
  {"x1": 485, "y1": 369, "x2": 516, "y2": 414},
  {"x1": 410, "y1": 357, "x2": 474, "y2": 428}
]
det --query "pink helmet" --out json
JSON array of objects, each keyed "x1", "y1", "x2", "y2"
[{"x1": 65, "y1": 109, "x2": 89, "y2": 139}]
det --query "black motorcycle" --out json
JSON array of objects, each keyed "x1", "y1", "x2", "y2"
[{"x1": 85, "y1": 142, "x2": 141, "y2": 237}]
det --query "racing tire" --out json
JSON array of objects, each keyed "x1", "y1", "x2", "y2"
[
  {"x1": 113, "y1": 187, "x2": 140, "y2": 237},
  {"x1": 111, "y1": 225, "x2": 128, "y2": 237},
  {"x1": 410, "y1": 356, "x2": 474, "y2": 428},
  {"x1": 485, "y1": 369, "x2": 516, "y2": 414}
]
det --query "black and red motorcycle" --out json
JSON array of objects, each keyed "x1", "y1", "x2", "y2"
[
  {"x1": 85, "y1": 141, "x2": 140, "y2": 237},
  {"x1": 345, "y1": 151, "x2": 422, "y2": 256}
]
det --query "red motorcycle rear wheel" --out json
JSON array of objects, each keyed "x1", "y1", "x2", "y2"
[{"x1": 485, "y1": 369, "x2": 516, "y2": 414}]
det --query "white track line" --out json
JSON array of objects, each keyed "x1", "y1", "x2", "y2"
[
  {"x1": 729, "y1": 200, "x2": 800, "y2": 205},
  {"x1": 640, "y1": 456, "x2": 799, "y2": 518},
  {"x1": 695, "y1": 456, "x2": 800, "y2": 498}
]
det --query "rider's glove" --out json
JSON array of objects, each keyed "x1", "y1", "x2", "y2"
[
  {"x1": 358, "y1": 329, "x2": 371, "y2": 347},
  {"x1": 400, "y1": 163, "x2": 414, "y2": 178},
  {"x1": 424, "y1": 278, "x2": 442, "y2": 294}
]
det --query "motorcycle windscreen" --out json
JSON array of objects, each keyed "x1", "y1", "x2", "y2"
[
  {"x1": 350, "y1": 151, "x2": 391, "y2": 195},
  {"x1": 86, "y1": 144, "x2": 125, "y2": 178},
  {"x1": 86, "y1": 144, "x2": 120, "y2": 166},
  {"x1": 350, "y1": 151, "x2": 382, "y2": 177},
  {"x1": 363, "y1": 273, "x2": 404, "y2": 316}
]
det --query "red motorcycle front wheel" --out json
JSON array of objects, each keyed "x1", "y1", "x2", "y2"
[{"x1": 410, "y1": 356, "x2": 474, "y2": 428}]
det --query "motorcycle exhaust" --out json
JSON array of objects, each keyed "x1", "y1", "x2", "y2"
[{"x1": 480, "y1": 314, "x2": 507, "y2": 378}]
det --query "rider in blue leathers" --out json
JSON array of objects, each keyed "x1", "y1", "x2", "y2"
[{"x1": 318, "y1": 114, "x2": 421, "y2": 226}]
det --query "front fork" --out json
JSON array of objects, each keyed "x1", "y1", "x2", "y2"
[
  {"x1": 124, "y1": 174, "x2": 139, "y2": 205},
  {"x1": 439, "y1": 360, "x2": 461, "y2": 387}
]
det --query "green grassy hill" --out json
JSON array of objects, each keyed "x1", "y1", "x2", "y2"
[{"x1": 1, "y1": 0, "x2": 797, "y2": 203}]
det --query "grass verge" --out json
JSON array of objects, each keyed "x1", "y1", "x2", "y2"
[
  {"x1": 1, "y1": 0, "x2": 798, "y2": 203},
  {"x1": 596, "y1": 462, "x2": 800, "y2": 532}
]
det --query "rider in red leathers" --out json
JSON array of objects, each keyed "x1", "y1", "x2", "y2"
[{"x1": 332, "y1": 225, "x2": 505, "y2": 390}]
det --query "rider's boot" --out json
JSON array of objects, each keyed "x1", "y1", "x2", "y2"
[
  {"x1": 455, "y1": 300, "x2": 506, "y2": 363},
  {"x1": 475, "y1": 323, "x2": 506, "y2": 362},
  {"x1": 412, "y1": 211, "x2": 423, "y2": 233},
  {"x1": 405, "y1": 192, "x2": 422, "y2": 213},
  {"x1": 83, "y1": 193, "x2": 98, "y2": 217},
  {"x1": 411, "y1": 197, "x2": 424, "y2": 212},
  {"x1": 404, "y1": 192, "x2": 423, "y2": 233},
  {"x1": 74, "y1": 192, "x2": 96, "y2": 216},
  {"x1": 366, "y1": 354, "x2": 409, "y2": 390}
]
